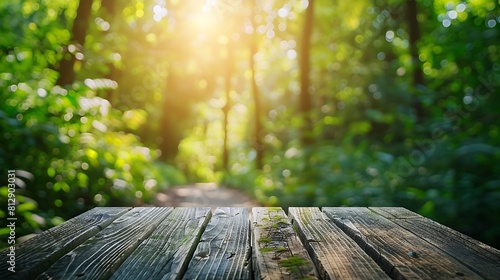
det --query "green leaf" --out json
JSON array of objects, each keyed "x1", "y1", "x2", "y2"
[
  {"x1": 348, "y1": 121, "x2": 372, "y2": 135},
  {"x1": 17, "y1": 202, "x2": 37, "y2": 213}
]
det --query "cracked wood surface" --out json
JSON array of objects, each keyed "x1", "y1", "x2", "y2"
[
  {"x1": 0, "y1": 207, "x2": 130, "y2": 280},
  {"x1": 35, "y1": 207, "x2": 173, "y2": 280},
  {"x1": 371, "y1": 207, "x2": 500, "y2": 280},
  {"x1": 110, "y1": 207, "x2": 211, "y2": 280},
  {"x1": 252, "y1": 207, "x2": 317, "y2": 280},
  {"x1": 2, "y1": 206, "x2": 499, "y2": 279},
  {"x1": 323, "y1": 207, "x2": 481, "y2": 279},
  {"x1": 183, "y1": 207, "x2": 251, "y2": 280},
  {"x1": 289, "y1": 207, "x2": 390, "y2": 279}
]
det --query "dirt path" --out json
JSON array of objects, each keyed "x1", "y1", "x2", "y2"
[{"x1": 152, "y1": 183, "x2": 261, "y2": 209}]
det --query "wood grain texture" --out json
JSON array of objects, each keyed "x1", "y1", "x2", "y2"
[
  {"x1": 6, "y1": 206, "x2": 497, "y2": 280},
  {"x1": 252, "y1": 207, "x2": 317, "y2": 280},
  {"x1": 323, "y1": 207, "x2": 482, "y2": 279},
  {"x1": 0, "y1": 207, "x2": 130, "y2": 280},
  {"x1": 371, "y1": 207, "x2": 500, "y2": 280},
  {"x1": 35, "y1": 207, "x2": 173, "y2": 280},
  {"x1": 289, "y1": 207, "x2": 389, "y2": 280},
  {"x1": 110, "y1": 207, "x2": 211, "y2": 280},
  {"x1": 183, "y1": 207, "x2": 251, "y2": 280}
]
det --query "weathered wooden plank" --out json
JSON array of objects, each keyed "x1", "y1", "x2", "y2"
[
  {"x1": 289, "y1": 207, "x2": 389, "y2": 279},
  {"x1": 35, "y1": 207, "x2": 173, "y2": 280},
  {"x1": 323, "y1": 207, "x2": 482, "y2": 279},
  {"x1": 183, "y1": 207, "x2": 251, "y2": 280},
  {"x1": 371, "y1": 207, "x2": 500, "y2": 280},
  {"x1": 110, "y1": 207, "x2": 211, "y2": 280},
  {"x1": 0, "y1": 207, "x2": 130, "y2": 280},
  {"x1": 369, "y1": 207, "x2": 422, "y2": 219},
  {"x1": 252, "y1": 207, "x2": 317, "y2": 280}
]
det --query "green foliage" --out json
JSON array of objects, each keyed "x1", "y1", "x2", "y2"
[
  {"x1": 0, "y1": 78, "x2": 183, "y2": 247},
  {"x1": 0, "y1": 0, "x2": 185, "y2": 248},
  {"x1": 218, "y1": 0, "x2": 500, "y2": 248}
]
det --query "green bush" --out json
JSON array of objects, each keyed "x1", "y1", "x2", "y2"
[{"x1": 0, "y1": 79, "x2": 182, "y2": 248}]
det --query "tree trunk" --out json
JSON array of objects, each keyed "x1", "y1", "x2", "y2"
[
  {"x1": 159, "y1": 67, "x2": 181, "y2": 161},
  {"x1": 250, "y1": 0, "x2": 264, "y2": 170},
  {"x1": 101, "y1": 0, "x2": 120, "y2": 103},
  {"x1": 299, "y1": 0, "x2": 315, "y2": 146},
  {"x1": 222, "y1": 63, "x2": 231, "y2": 171},
  {"x1": 250, "y1": 46, "x2": 264, "y2": 169},
  {"x1": 56, "y1": 0, "x2": 93, "y2": 86},
  {"x1": 407, "y1": 0, "x2": 425, "y2": 121}
]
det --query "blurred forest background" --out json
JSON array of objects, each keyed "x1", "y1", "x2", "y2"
[{"x1": 1, "y1": 0, "x2": 499, "y2": 249}]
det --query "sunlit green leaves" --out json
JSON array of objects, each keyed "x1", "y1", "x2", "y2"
[{"x1": 123, "y1": 109, "x2": 147, "y2": 130}]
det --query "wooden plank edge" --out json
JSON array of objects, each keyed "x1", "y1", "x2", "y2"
[
  {"x1": 1, "y1": 207, "x2": 131, "y2": 280},
  {"x1": 288, "y1": 208, "x2": 331, "y2": 280},
  {"x1": 369, "y1": 207, "x2": 500, "y2": 279},
  {"x1": 183, "y1": 207, "x2": 251, "y2": 280},
  {"x1": 322, "y1": 207, "x2": 482, "y2": 279},
  {"x1": 175, "y1": 208, "x2": 213, "y2": 280},
  {"x1": 371, "y1": 207, "x2": 500, "y2": 259},
  {"x1": 292, "y1": 207, "x2": 391, "y2": 280},
  {"x1": 322, "y1": 207, "x2": 396, "y2": 275},
  {"x1": 36, "y1": 207, "x2": 172, "y2": 280}
]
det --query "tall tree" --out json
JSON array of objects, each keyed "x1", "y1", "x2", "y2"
[
  {"x1": 56, "y1": 0, "x2": 93, "y2": 86},
  {"x1": 406, "y1": 0, "x2": 425, "y2": 121},
  {"x1": 249, "y1": 0, "x2": 264, "y2": 170},
  {"x1": 100, "y1": 0, "x2": 121, "y2": 103},
  {"x1": 222, "y1": 44, "x2": 232, "y2": 171},
  {"x1": 299, "y1": 0, "x2": 315, "y2": 146}
]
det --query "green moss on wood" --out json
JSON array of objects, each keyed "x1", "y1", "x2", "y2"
[
  {"x1": 279, "y1": 256, "x2": 310, "y2": 273},
  {"x1": 259, "y1": 247, "x2": 274, "y2": 252},
  {"x1": 258, "y1": 237, "x2": 272, "y2": 243}
]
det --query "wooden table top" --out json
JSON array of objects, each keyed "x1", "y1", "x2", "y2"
[{"x1": 1, "y1": 207, "x2": 499, "y2": 279}]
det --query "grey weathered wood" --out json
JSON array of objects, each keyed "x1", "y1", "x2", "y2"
[
  {"x1": 371, "y1": 207, "x2": 500, "y2": 280},
  {"x1": 289, "y1": 207, "x2": 389, "y2": 279},
  {"x1": 110, "y1": 207, "x2": 211, "y2": 280},
  {"x1": 0, "y1": 207, "x2": 130, "y2": 280},
  {"x1": 5, "y1": 206, "x2": 498, "y2": 279},
  {"x1": 323, "y1": 207, "x2": 482, "y2": 279},
  {"x1": 252, "y1": 207, "x2": 317, "y2": 280},
  {"x1": 183, "y1": 207, "x2": 251, "y2": 280},
  {"x1": 36, "y1": 207, "x2": 173, "y2": 280}
]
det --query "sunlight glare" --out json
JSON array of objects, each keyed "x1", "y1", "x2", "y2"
[
  {"x1": 153, "y1": 4, "x2": 167, "y2": 22},
  {"x1": 136, "y1": 9, "x2": 144, "y2": 18},
  {"x1": 286, "y1": 49, "x2": 297, "y2": 59},
  {"x1": 300, "y1": 0, "x2": 309, "y2": 9},
  {"x1": 456, "y1": 3, "x2": 466, "y2": 12},
  {"x1": 217, "y1": 35, "x2": 229, "y2": 45},
  {"x1": 279, "y1": 40, "x2": 288, "y2": 49},
  {"x1": 244, "y1": 24, "x2": 253, "y2": 34},
  {"x1": 189, "y1": 2, "x2": 220, "y2": 32},
  {"x1": 278, "y1": 22, "x2": 286, "y2": 31},
  {"x1": 442, "y1": 19, "x2": 451, "y2": 27},
  {"x1": 487, "y1": 19, "x2": 496, "y2": 28},
  {"x1": 447, "y1": 10, "x2": 457, "y2": 19},
  {"x1": 278, "y1": 7, "x2": 289, "y2": 18},
  {"x1": 385, "y1": 30, "x2": 394, "y2": 42}
]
